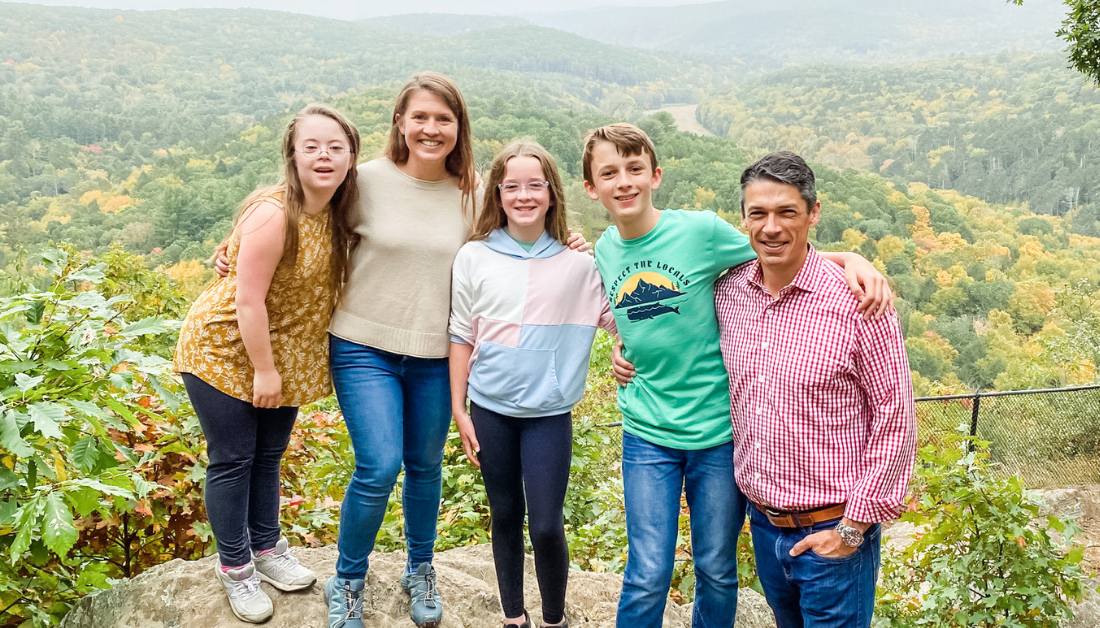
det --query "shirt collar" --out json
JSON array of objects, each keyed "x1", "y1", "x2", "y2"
[{"x1": 743, "y1": 244, "x2": 824, "y2": 296}]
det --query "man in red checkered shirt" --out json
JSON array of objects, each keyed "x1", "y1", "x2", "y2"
[{"x1": 714, "y1": 152, "x2": 916, "y2": 628}]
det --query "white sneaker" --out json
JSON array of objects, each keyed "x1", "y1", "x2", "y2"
[
  {"x1": 215, "y1": 561, "x2": 273, "y2": 623},
  {"x1": 253, "y1": 538, "x2": 317, "y2": 591}
]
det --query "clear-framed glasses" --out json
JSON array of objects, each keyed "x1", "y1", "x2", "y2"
[
  {"x1": 298, "y1": 143, "x2": 348, "y2": 157},
  {"x1": 498, "y1": 181, "x2": 550, "y2": 196}
]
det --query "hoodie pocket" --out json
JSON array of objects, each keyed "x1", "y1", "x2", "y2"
[{"x1": 469, "y1": 343, "x2": 567, "y2": 413}]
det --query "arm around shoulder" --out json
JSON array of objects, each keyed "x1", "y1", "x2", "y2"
[{"x1": 819, "y1": 251, "x2": 894, "y2": 319}]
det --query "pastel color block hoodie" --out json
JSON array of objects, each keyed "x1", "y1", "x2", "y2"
[{"x1": 450, "y1": 229, "x2": 617, "y2": 418}]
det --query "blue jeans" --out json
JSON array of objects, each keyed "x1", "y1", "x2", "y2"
[
  {"x1": 749, "y1": 507, "x2": 881, "y2": 628},
  {"x1": 330, "y1": 336, "x2": 452, "y2": 580},
  {"x1": 618, "y1": 432, "x2": 744, "y2": 628}
]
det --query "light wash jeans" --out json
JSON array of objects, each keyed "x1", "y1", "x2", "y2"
[
  {"x1": 617, "y1": 432, "x2": 745, "y2": 628},
  {"x1": 329, "y1": 336, "x2": 451, "y2": 580}
]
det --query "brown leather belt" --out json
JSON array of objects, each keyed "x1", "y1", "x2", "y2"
[{"x1": 752, "y1": 502, "x2": 846, "y2": 528}]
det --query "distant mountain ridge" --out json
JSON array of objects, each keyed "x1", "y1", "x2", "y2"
[
  {"x1": 528, "y1": 0, "x2": 1064, "y2": 64},
  {"x1": 365, "y1": 13, "x2": 528, "y2": 35}
]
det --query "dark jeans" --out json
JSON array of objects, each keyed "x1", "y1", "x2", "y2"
[
  {"x1": 182, "y1": 373, "x2": 298, "y2": 567},
  {"x1": 750, "y1": 507, "x2": 881, "y2": 628},
  {"x1": 471, "y1": 402, "x2": 572, "y2": 625}
]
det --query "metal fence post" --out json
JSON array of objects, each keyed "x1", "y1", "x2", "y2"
[{"x1": 968, "y1": 390, "x2": 982, "y2": 449}]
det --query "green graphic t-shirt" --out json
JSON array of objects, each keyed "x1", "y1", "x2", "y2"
[{"x1": 594, "y1": 209, "x2": 756, "y2": 450}]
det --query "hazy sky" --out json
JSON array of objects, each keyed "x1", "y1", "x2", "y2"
[{"x1": 11, "y1": 0, "x2": 712, "y2": 19}]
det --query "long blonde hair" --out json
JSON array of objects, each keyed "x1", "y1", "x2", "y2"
[
  {"x1": 471, "y1": 140, "x2": 568, "y2": 243},
  {"x1": 384, "y1": 72, "x2": 476, "y2": 216},
  {"x1": 233, "y1": 104, "x2": 361, "y2": 288}
]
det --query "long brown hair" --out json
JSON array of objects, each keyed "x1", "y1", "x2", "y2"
[
  {"x1": 233, "y1": 103, "x2": 360, "y2": 288},
  {"x1": 384, "y1": 72, "x2": 476, "y2": 218},
  {"x1": 471, "y1": 140, "x2": 568, "y2": 243}
]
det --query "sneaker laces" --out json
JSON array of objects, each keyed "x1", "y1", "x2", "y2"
[
  {"x1": 228, "y1": 574, "x2": 261, "y2": 599},
  {"x1": 271, "y1": 546, "x2": 301, "y2": 570},
  {"x1": 421, "y1": 571, "x2": 439, "y2": 609},
  {"x1": 341, "y1": 581, "x2": 363, "y2": 621}
]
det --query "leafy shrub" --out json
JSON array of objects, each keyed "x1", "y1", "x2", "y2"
[
  {"x1": 0, "y1": 248, "x2": 202, "y2": 627},
  {"x1": 876, "y1": 430, "x2": 1086, "y2": 627}
]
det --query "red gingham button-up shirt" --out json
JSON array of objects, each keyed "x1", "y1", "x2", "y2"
[{"x1": 715, "y1": 247, "x2": 916, "y2": 523}]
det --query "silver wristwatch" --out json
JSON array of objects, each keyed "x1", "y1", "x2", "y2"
[{"x1": 835, "y1": 522, "x2": 864, "y2": 548}]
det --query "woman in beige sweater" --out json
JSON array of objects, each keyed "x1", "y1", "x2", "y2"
[{"x1": 322, "y1": 72, "x2": 478, "y2": 628}]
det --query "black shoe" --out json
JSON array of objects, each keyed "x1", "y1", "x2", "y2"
[{"x1": 504, "y1": 610, "x2": 531, "y2": 628}]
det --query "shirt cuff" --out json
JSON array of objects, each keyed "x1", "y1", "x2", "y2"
[{"x1": 844, "y1": 495, "x2": 906, "y2": 524}]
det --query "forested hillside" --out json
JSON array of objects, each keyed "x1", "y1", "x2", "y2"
[
  {"x1": 698, "y1": 53, "x2": 1100, "y2": 235},
  {"x1": 0, "y1": 2, "x2": 742, "y2": 210},
  {"x1": 1, "y1": 2, "x2": 1099, "y2": 397}
]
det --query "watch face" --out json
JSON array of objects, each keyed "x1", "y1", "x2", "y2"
[{"x1": 837, "y1": 524, "x2": 863, "y2": 547}]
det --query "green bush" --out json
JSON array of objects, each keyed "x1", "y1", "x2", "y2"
[
  {"x1": 0, "y1": 248, "x2": 200, "y2": 627},
  {"x1": 876, "y1": 430, "x2": 1086, "y2": 627}
]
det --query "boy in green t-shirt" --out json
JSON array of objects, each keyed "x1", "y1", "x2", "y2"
[{"x1": 583, "y1": 123, "x2": 890, "y2": 628}]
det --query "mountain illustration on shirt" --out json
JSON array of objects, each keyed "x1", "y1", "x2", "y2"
[{"x1": 615, "y1": 272, "x2": 684, "y2": 321}]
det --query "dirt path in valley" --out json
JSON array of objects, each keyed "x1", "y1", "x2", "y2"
[{"x1": 647, "y1": 103, "x2": 715, "y2": 137}]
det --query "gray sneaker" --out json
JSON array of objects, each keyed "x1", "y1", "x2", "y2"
[
  {"x1": 323, "y1": 575, "x2": 365, "y2": 628},
  {"x1": 215, "y1": 561, "x2": 273, "y2": 624},
  {"x1": 401, "y1": 562, "x2": 443, "y2": 628},
  {"x1": 253, "y1": 538, "x2": 316, "y2": 591}
]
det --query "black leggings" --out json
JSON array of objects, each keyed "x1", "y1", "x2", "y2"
[
  {"x1": 471, "y1": 402, "x2": 572, "y2": 624},
  {"x1": 182, "y1": 373, "x2": 297, "y2": 567}
]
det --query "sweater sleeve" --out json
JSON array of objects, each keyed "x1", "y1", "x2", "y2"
[
  {"x1": 599, "y1": 289, "x2": 617, "y2": 336},
  {"x1": 449, "y1": 245, "x2": 475, "y2": 345}
]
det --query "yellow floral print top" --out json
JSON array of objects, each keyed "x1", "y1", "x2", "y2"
[{"x1": 173, "y1": 196, "x2": 335, "y2": 406}]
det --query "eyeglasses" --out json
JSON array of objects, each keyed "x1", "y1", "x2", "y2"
[
  {"x1": 298, "y1": 144, "x2": 348, "y2": 157},
  {"x1": 498, "y1": 181, "x2": 550, "y2": 196}
]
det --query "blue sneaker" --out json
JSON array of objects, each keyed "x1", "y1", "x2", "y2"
[
  {"x1": 400, "y1": 562, "x2": 443, "y2": 628},
  {"x1": 323, "y1": 575, "x2": 364, "y2": 628}
]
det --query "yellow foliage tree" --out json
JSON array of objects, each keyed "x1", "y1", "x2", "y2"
[
  {"x1": 692, "y1": 187, "x2": 717, "y2": 209},
  {"x1": 161, "y1": 259, "x2": 215, "y2": 300},
  {"x1": 875, "y1": 235, "x2": 906, "y2": 261},
  {"x1": 841, "y1": 228, "x2": 867, "y2": 251},
  {"x1": 100, "y1": 195, "x2": 133, "y2": 213}
]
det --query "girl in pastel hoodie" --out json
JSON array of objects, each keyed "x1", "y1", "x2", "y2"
[{"x1": 449, "y1": 141, "x2": 616, "y2": 628}]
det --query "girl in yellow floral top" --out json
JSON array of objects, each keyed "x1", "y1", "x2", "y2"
[{"x1": 173, "y1": 104, "x2": 359, "y2": 624}]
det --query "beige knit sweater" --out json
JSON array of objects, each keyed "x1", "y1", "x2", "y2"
[{"x1": 329, "y1": 158, "x2": 477, "y2": 358}]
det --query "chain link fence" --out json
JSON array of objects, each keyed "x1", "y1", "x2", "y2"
[
  {"x1": 597, "y1": 385, "x2": 1100, "y2": 489},
  {"x1": 916, "y1": 384, "x2": 1100, "y2": 488}
]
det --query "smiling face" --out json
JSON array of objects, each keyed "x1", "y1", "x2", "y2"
[
  {"x1": 292, "y1": 114, "x2": 353, "y2": 196},
  {"x1": 396, "y1": 89, "x2": 458, "y2": 177},
  {"x1": 741, "y1": 178, "x2": 821, "y2": 284},
  {"x1": 500, "y1": 155, "x2": 552, "y2": 243},
  {"x1": 583, "y1": 140, "x2": 661, "y2": 235}
]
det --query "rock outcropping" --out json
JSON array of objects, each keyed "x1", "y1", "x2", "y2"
[{"x1": 60, "y1": 544, "x2": 776, "y2": 628}]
